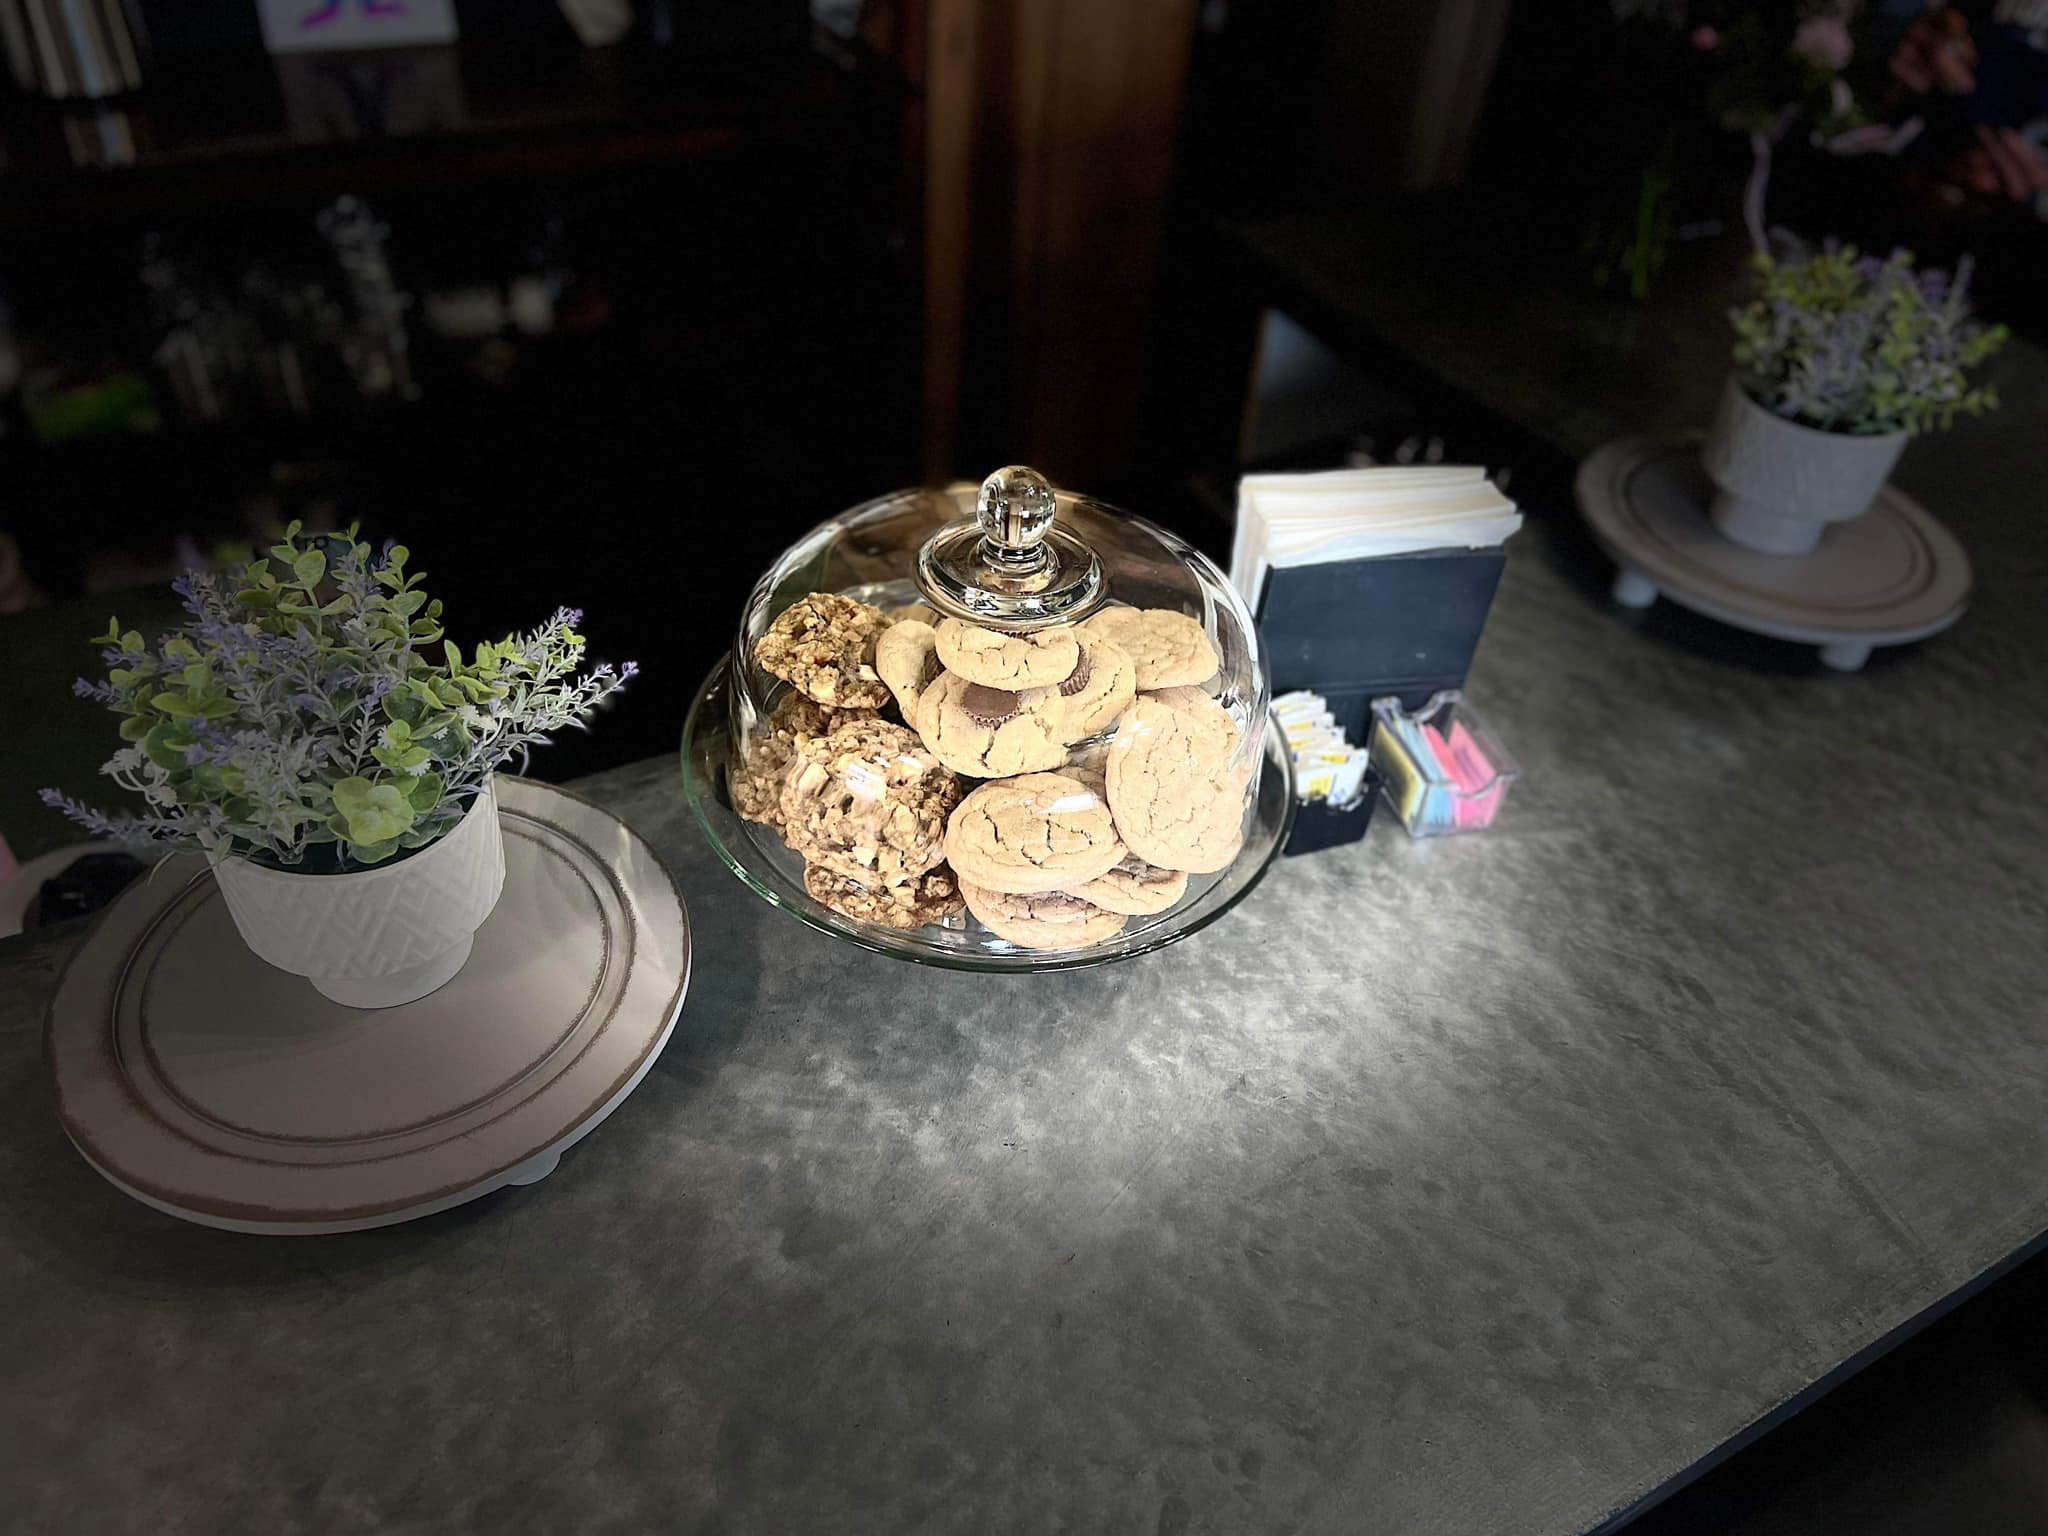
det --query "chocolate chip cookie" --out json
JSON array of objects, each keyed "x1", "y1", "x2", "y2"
[
  {"x1": 1104, "y1": 695, "x2": 1248, "y2": 874},
  {"x1": 1051, "y1": 632, "x2": 1137, "y2": 744},
  {"x1": 960, "y1": 880, "x2": 1128, "y2": 950},
  {"x1": 1079, "y1": 606, "x2": 1219, "y2": 690},
  {"x1": 915, "y1": 670, "x2": 1068, "y2": 778},
  {"x1": 805, "y1": 864, "x2": 965, "y2": 929},
  {"x1": 944, "y1": 771, "x2": 1126, "y2": 893},
  {"x1": 755, "y1": 593, "x2": 893, "y2": 710},
  {"x1": 934, "y1": 618, "x2": 1081, "y2": 690},
  {"x1": 875, "y1": 619, "x2": 943, "y2": 720},
  {"x1": 780, "y1": 718, "x2": 963, "y2": 885}
]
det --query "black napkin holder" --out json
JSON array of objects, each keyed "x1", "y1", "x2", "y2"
[{"x1": 1255, "y1": 546, "x2": 1506, "y2": 742}]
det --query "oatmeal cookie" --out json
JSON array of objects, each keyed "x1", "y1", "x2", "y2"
[
  {"x1": 805, "y1": 864, "x2": 964, "y2": 929},
  {"x1": 780, "y1": 718, "x2": 962, "y2": 885},
  {"x1": 729, "y1": 692, "x2": 846, "y2": 831},
  {"x1": 755, "y1": 593, "x2": 892, "y2": 710}
]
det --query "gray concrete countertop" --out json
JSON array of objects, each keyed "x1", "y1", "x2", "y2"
[
  {"x1": 7, "y1": 486, "x2": 2046, "y2": 1533},
  {"x1": 6, "y1": 247, "x2": 2047, "y2": 1530}
]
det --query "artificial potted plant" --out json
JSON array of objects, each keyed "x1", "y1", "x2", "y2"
[
  {"x1": 43, "y1": 524, "x2": 635, "y2": 1008},
  {"x1": 1702, "y1": 242, "x2": 2006, "y2": 555}
]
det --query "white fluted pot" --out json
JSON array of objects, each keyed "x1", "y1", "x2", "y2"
[
  {"x1": 212, "y1": 780, "x2": 506, "y2": 1009},
  {"x1": 1700, "y1": 377, "x2": 1907, "y2": 556}
]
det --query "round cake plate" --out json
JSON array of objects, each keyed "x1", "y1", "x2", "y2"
[
  {"x1": 45, "y1": 777, "x2": 690, "y2": 1235},
  {"x1": 1576, "y1": 436, "x2": 1972, "y2": 671},
  {"x1": 680, "y1": 656, "x2": 1295, "y2": 972}
]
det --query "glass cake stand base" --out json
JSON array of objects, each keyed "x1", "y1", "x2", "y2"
[{"x1": 680, "y1": 655, "x2": 1295, "y2": 972}]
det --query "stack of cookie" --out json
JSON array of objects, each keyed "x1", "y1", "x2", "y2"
[
  {"x1": 736, "y1": 589, "x2": 1252, "y2": 951},
  {"x1": 734, "y1": 593, "x2": 967, "y2": 929}
]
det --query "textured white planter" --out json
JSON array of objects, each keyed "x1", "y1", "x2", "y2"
[
  {"x1": 212, "y1": 780, "x2": 506, "y2": 1009},
  {"x1": 1700, "y1": 377, "x2": 1907, "y2": 556}
]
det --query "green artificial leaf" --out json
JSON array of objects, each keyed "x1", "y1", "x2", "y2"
[
  {"x1": 236, "y1": 588, "x2": 281, "y2": 611},
  {"x1": 390, "y1": 590, "x2": 428, "y2": 618},
  {"x1": 329, "y1": 776, "x2": 417, "y2": 845},
  {"x1": 151, "y1": 690, "x2": 200, "y2": 720},
  {"x1": 120, "y1": 631, "x2": 145, "y2": 654},
  {"x1": 346, "y1": 838, "x2": 400, "y2": 866},
  {"x1": 143, "y1": 721, "x2": 189, "y2": 771},
  {"x1": 402, "y1": 771, "x2": 444, "y2": 811},
  {"x1": 385, "y1": 718, "x2": 411, "y2": 743},
  {"x1": 91, "y1": 617, "x2": 122, "y2": 646},
  {"x1": 118, "y1": 715, "x2": 153, "y2": 741},
  {"x1": 293, "y1": 550, "x2": 327, "y2": 587},
  {"x1": 371, "y1": 741, "x2": 432, "y2": 774},
  {"x1": 443, "y1": 640, "x2": 463, "y2": 671},
  {"x1": 163, "y1": 637, "x2": 197, "y2": 662}
]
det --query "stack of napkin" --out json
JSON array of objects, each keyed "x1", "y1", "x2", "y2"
[{"x1": 1229, "y1": 465, "x2": 1522, "y2": 612}]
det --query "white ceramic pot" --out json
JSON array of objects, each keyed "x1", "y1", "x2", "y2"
[
  {"x1": 1699, "y1": 376, "x2": 1907, "y2": 556},
  {"x1": 212, "y1": 780, "x2": 506, "y2": 1009}
]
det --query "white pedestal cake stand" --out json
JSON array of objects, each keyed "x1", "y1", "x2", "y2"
[
  {"x1": 45, "y1": 777, "x2": 690, "y2": 1235},
  {"x1": 1576, "y1": 436, "x2": 1971, "y2": 671}
]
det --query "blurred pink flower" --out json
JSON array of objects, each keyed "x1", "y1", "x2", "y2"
[
  {"x1": 1792, "y1": 15, "x2": 1853, "y2": 72},
  {"x1": 1690, "y1": 24, "x2": 1719, "y2": 50}
]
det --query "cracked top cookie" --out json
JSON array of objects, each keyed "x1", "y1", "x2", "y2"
[
  {"x1": 915, "y1": 670, "x2": 1068, "y2": 779},
  {"x1": 1050, "y1": 632, "x2": 1137, "y2": 745},
  {"x1": 755, "y1": 593, "x2": 893, "y2": 710},
  {"x1": 1079, "y1": 606, "x2": 1219, "y2": 691},
  {"x1": 934, "y1": 618, "x2": 1081, "y2": 690},
  {"x1": 875, "y1": 619, "x2": 944, "y2": 721},
  {"x1": 805, "y1": 864, "x2": 964, "y2": 930},
  {"x1": 1104, "y1": 694, "x2": 1247, "y2": 873},
  {"x1": 1063, "y1": 853, "x2": 1189, "y2": 916},
  {"x1": 944, "y1": 771, "x2": 1126, "y2": 894},
  {"x1": 780, "y1": 718, "x2": 963, "y2": 885},
  {"x1": 960, "y1": 880, "x2": 1127, "y2": 950}
]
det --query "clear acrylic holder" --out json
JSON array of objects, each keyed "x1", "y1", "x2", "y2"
[{"x1": 1369, "y1": 691, "x2": 1518, "y2": 838}]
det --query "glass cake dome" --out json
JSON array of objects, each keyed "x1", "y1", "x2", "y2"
[{"x1": 681, "y1": 466, "x2": 1292, "y2": 970}]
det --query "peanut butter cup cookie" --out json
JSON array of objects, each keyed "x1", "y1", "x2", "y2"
[
  {"x1": 1079, "y1": 606, "x2": 1219, "y2": 690},
  {"x1": 1104, "y1": 695, "x2": 1247, "y2": 874},
  {"x1": 1051, "y1": 632, "x2": 1137, "y2": 744},
  {"x1": 1064, "y1": 854, "x2": 1189, "y2": 916},
  {"x1": 934, "y1": 618, "x2": 1081, "y2": 690},
  {"x1": 915, "y1": 671, "x2": 1068, "y2": 779},
  {"x1": 805, "y1": 864, "x2": 964, "y2": 929},
  {"x1": 960, "y1": 880, "x2": 1128, "y2": 950},
  {"x1": 730, "y1": 692, "x2": 848, "y2": 832},
  {"x1": 875, "y1": 619, "x2": 944, "y2": 720},
  {"x1": 780, "y1": 718, "x2": 962, "y2": 885},
  {"x1": 755, "y1": 592, "x2": 892, "y2": 710}
]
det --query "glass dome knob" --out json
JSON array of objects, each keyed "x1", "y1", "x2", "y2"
[
  {"x1": 977, "y1": 465, "x2": 1058, "y2": 569},
  {"x1": 915, "y1": 464, "x2": 1106, "y2": 629}
]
